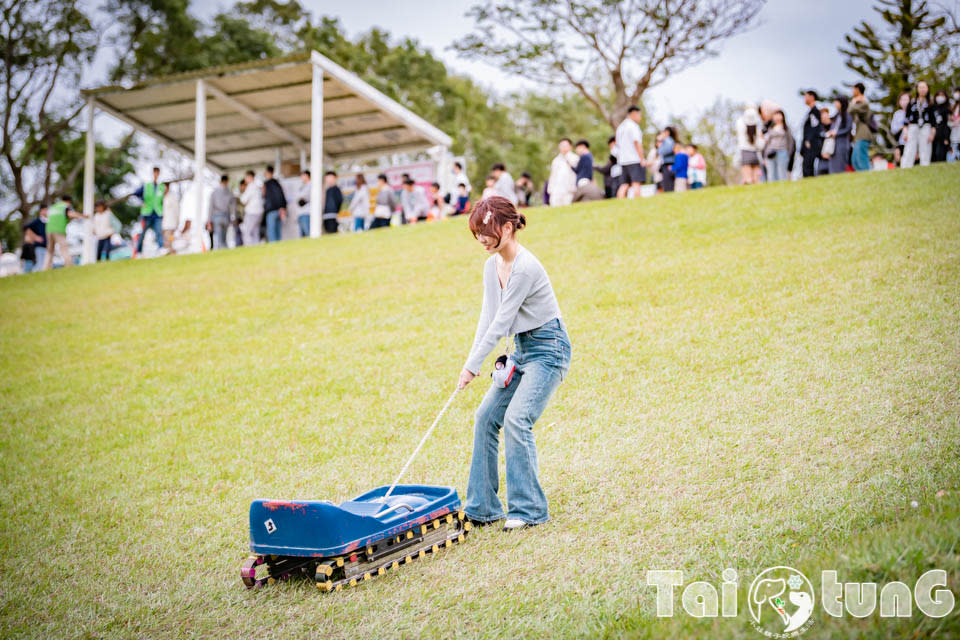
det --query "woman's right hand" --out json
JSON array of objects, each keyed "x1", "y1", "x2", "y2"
[{"x1": 457, "y1": 368, "x2": 476, "y2": 390}]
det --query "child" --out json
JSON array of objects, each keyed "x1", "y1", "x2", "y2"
[
  {"x1": 481, "y1": 175, "x2": 497, "y2": 200},
  {"x1": 454, "y1": 184, "x2": 470, "y2": 215},
  {"x1": 688, "y1": 144, "x2": 707, "y2": 189},
  {"x1": 673, "y1": 143, "x2": 689, "y2": 192}
]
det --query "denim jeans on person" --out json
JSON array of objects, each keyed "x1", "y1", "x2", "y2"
[
  {"x1": 97, "y1": 237, "x2": 113, "y2": 261},
  {"x1": 298, "y1": 214, "x2": 310, "y2": 238},
  {"x1": 765, "y1": 149, "x2": 789, "y2": 181},
  {"x1": 265, "y1": 209, "x2": 282, "y2": 242},
  {"x1": 136, "y1": 212, "x2": 163, "y2": 254},
  {"x1": 353, "y1": 216, "x2": 365, "y2": 232},
  {"x1": 465, "y1": 317, "x2": 571, "y2": 525},
  {"x1": 211, "y1": 213, "x2": 230, "y2": 249},
  {"x1": 852, "y1": 140, "x2": 871, "y2": 171}
]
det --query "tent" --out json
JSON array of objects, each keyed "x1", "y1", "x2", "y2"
[{"x1": 80, "y1": 50, "x2": 452, "y2": 261}]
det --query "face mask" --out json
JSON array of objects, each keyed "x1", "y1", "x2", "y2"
[
  {"x1": 954, "y1": 92, "x2": 960, "y2": 100},
  {"x1": 936, "y1": 96, "x2": 947, "y2": 104}
]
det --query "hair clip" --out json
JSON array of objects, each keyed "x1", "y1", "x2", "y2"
[{"x1": 482, "y1": 210, "x2": 492, "y2": 225}]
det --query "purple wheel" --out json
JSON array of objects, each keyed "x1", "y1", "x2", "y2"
[{"x1": 241, "y1": 556, "x2": 267, "y2": 589}]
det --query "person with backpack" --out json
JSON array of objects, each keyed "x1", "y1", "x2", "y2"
[
  {"x1": 849, "y1": 83, "x2": 874, "y2": 172},
  {"x1": 902, "y1": 80, "x2": 934, "y2": 168}
]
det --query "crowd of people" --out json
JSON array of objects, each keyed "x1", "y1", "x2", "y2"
[{"x1": 12, "y1": 79, "x2": 959, "y2": 274}]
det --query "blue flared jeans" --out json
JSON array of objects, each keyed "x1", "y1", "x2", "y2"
[{"x1": 464, "y1": 318, "x2": 571, "y2": 525}]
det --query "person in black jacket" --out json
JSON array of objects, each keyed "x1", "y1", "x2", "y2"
[
  {"x1": 800, "y1": 90, "x2": 823, "y2": 177},
  {"x1": 594, "y1": 135, "x2": 620, "y2": 198},
  {"x1": 262, "y1": 165, "x2": 287, "y2": 243},
  {"x1": 322, "y1": 171, "x2": 343, "y2": 234},
  {"x1": 931, "y1": 90, "x2": 951, "y2": 163}
]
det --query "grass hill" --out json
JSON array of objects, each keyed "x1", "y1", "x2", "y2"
[{"x1": 1, "y1": 164, "x2": 958, "y2": 638}]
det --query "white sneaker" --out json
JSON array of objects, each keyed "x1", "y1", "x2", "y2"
[{"x1": 502, "y1": 518, "x2": 527, "y2": 531}]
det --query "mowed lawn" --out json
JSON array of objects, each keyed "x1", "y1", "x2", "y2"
[{"x1": 1, "y1": 165, "x2": 958, "y2": 639}]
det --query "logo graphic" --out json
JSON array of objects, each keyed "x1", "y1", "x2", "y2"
[
  {"x1": 264, "y1": 518, "x2": 277, "y2": 534},
  {"x1": 748, "y1": 566, "x2": 815, "y2": 637}
]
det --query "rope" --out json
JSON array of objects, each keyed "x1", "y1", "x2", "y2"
[{"x1": 381, "y1": 387, "x2": 461, "y2": 502}]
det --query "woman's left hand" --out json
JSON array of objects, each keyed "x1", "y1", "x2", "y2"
[{"x1": 458, "y1": 368, "x2": 476, "y2": 389}]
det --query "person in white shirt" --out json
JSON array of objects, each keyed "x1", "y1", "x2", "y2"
[
  {"x1": 452, "y1": 161, "x2": 471, "y2": 194},
  {"x1": 160, "y1": 182, "x2": 180, "y2": 251},
  {"x1": 295, "y1": 170, "x2": 312, "y2": 237},
  {"x1": 92, "y1": 201, "x2": 117, "y2": 262},
  {"x1": 490, "y1": 163, "x2": 518, "y2": 205},
  {"x1": 349, "y1": 173, "x2": 371, "y2": 231},
  {"x1": 615, "y1": 105, "x2": 646, "y2": 198},
  {"x1": 239, "y1": 170, "x2": 264, "y2": 245},
  {"x1": 547, "y1": 138, "x2": 578, "y2": 207}
]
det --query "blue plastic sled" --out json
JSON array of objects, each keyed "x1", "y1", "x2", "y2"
[{"x1": 241, "y1": 484, "x2": 470, "y2": 590}]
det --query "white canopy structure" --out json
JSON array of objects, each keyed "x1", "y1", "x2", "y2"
[{"x1": 80, "y1": 50, "x2": 452, "y2": 262}]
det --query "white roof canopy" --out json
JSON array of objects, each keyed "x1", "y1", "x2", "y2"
[{"x1": 82, "y1": 51, "x2": 452, "y2": 172}]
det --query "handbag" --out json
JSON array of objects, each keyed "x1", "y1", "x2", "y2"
[{"x1": 821, "y1": 137, "x2": 835, "y2": 157}]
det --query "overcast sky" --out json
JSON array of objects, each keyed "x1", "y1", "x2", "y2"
[{"x1": 302, "y1": 0, "x2": 876, "y2": 127}]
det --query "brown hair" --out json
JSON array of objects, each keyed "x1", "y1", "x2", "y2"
[
  {"x1": 468, "y1": 196, "x2": 526, "y2": 246},
  {"x1": 356, "y1": 173, "x2": 366, "y2": 187}
]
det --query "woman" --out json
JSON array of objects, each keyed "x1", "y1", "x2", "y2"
[
  {"x1": 657, "y1": 126, "x2": 677, "y2": 192},
  {"x1": 826, "y1": 96, "x2": 853, "y2": 175},
  {"x1": 736, "y1": 107, "x2": 764, "y2": 184},
  {"x1": 763, "y1": 110, "x2": 794, "y2": 181},
  {"x1": 459, "y1": 196, "x2": 571, "y2": 531},
  {"x1": 902, "y1": 80, "x2": 933, "y2": 168},
  {"x1": 349, "y1": 174, "x2": 370, "y2": 232},
  {"x1": 371, "y1": 174, "x2": 397, "y2": 229},
  {"x1": 931, "y1": 90, "x2": 951, "y2": 163},
  {"x1": 161, "y1": 182, "x2": 180, "y2": 251},
  {"x1": 890, "y1": 91, "x2": 911, "y2": 166}
]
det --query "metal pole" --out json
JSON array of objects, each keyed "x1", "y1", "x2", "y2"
[
  {"x1": 82, "y1": 98, "x2": 96, "y2": 265},
  {"x1": 194, "y1": 79, "x2": 206, "y2": 250},
  {"x1": 275, "y1": 147, "x2": 283, "y2": 177},
  {"x1": 310, "y1": 61, "x2": 323, "y2": 238}
]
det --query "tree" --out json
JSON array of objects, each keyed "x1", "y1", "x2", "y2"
[
  {"x1": 0, "y1": 0, "x2": 98, "y2": 222},
  {"x1": 840, "y1": 0, "x2": 959, "y2": 111},
  {"x1": 453, "y1": 0, "x2": 766, "y2": 128}
]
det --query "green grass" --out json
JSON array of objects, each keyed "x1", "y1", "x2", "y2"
[{"x1": 1, "y1": 165, "x2": 958, "y2": 639}]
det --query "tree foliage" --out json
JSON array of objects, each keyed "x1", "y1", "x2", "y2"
[
  {"x1": 840, "y1": 0, "x2": 959, "y2": 111},
  {"x1": 453, "y1": 0, "x2": 766, "y2": 127}
]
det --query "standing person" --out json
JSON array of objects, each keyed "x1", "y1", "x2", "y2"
[
  {"x1": 615, "y1": 105, "x2": 646, "y2": 198},
  {"x1": 371, "y1": 174, "x2": 398, "y2": 229},
  {"x1": 673, "y1": 141, "x2": 689, "y2": 192},
  {"x1": 950, "y1": 87, "x2": 960, "y2": 161},
  {"x1": 21, "y1": 207, "x2": 47, "y2": 273},
  {"x1": 134, "y1": 167, "x2": 164, "y2": 255},
  {"x1": 92, "y1": 201, "x2": 117, "y2": 261},
  {"x1": 688, "y1": 144, "x2": 707, "y2": 189},
  {"x1": 349, "y1": 173, "x2": 370, "y2": 232},
  {"x1": 490, "y1": 163, "x2": 518, "y2": 205},
  {"x1": 459, "y1": 196, "x2": 571, "y2": 530},
  {"x1": 262, "y1": 165, "x2": 287, "y2": 242},
  {"x1": 452, "y1": 161, "x2": 472, "y2": 195},
  {"x1": 800, "y1": 90, "x2": 823, "y2": 177},
  {"x1": 239, "y1": 170, "x2": 264, "y2": 246},
  {"x1": 849, "y1": 83, "x2": 874, "y2": 171},
  {"x1": 762, "y1": 110, "x2": 795, "y2": 181},
  {"x1": 902, "y1": 80, "x2": 933, "y2": 168},
  {"x1": 891, "y1": 92, "x2": 911, "y2": 167},
  {"x1": 207, "y1": 175, "x2": 235, "y2": 250},
  {"x1": 657, "y1": 127, "x2": 677, "y2": 192},
  {"x1": 930, "y1": 90, "x2": 951, "y2": 163},
  {"x1": 573, "y1": 140, "x2": 593, "y2": 184},
  {"x1": 42, "y1": 196, "x2": 83, "y2": 270},
  {"x1": 736, "y1": 107, "x2": 764, "y2": 184},
  {"x1": 400, "y1": 177, "x2": 429, "y2": 223},
  {"x1": 161, "y1": 182, "x2": 180, "y2": 251},
  {"x1": 826, "y1": 97, "x2": 853, "y2": 175},
  {"x1": 547, "y1": 139, "x2": 578, "y2": 207},
  {"x1": 322, "y1": 171, "x2": 343, "y2": 234},
  {"x1": 817, "y1": 108, "x2": 834, "y2": 176},
  {"x1": 595, "y1": 135, "x2": 620, "y2": 198},
  {"x1": 294, "y1": 170, "x2": 311, "y2": 238}
]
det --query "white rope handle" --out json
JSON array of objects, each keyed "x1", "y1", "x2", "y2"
[{"x1": 381, "y1": 387, "x2": 461, "y2": 501}]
